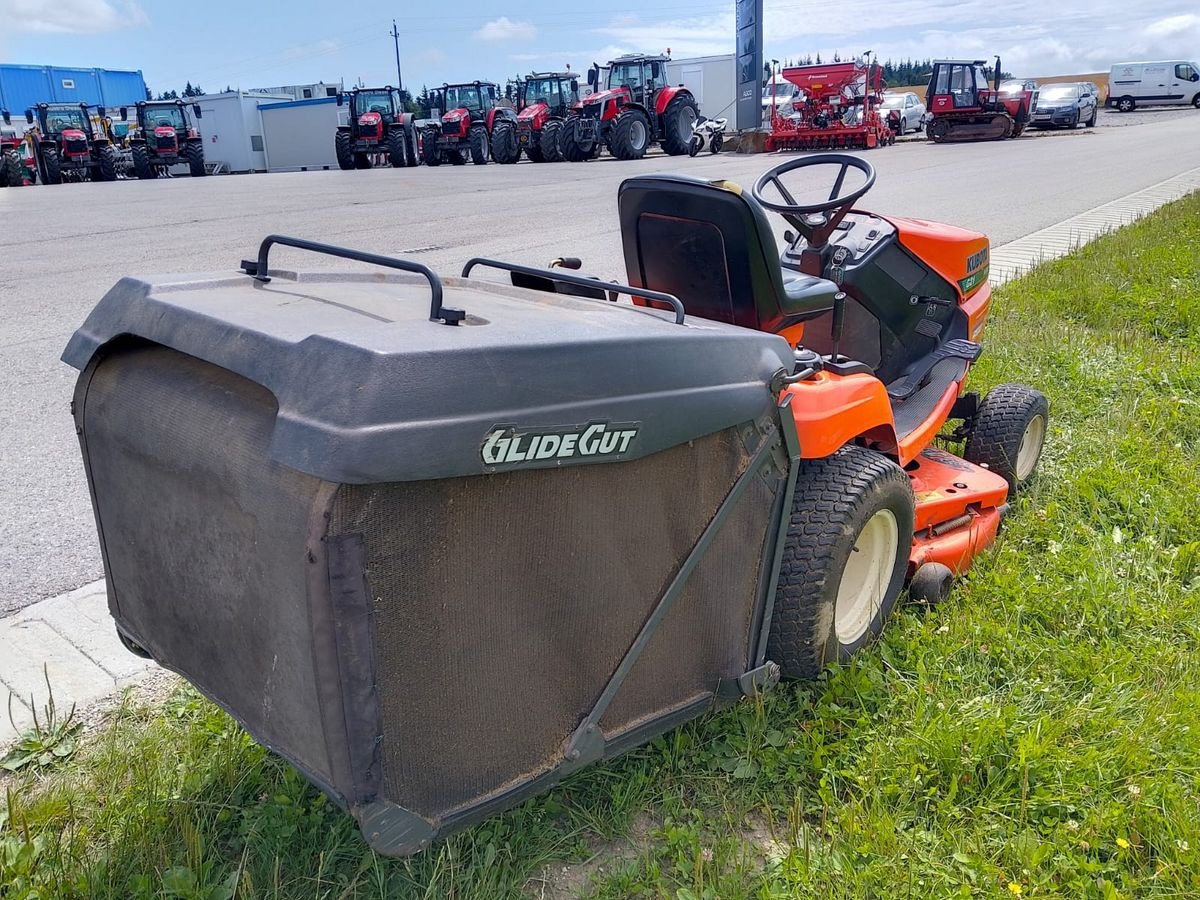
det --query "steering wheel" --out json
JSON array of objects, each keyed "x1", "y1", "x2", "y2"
[{"x1": 751, "y1": 154, "x2": 876, "y2": 248}]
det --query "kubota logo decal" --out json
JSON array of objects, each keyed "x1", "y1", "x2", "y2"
[
  {"x1": 965, "y1": 247, "x2": 989, "y2": 274},
  {"x1": 482, "y1": 422, "x2": 640, "y2": 467}
]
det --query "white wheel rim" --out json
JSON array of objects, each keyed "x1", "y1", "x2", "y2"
[
  {"x1": 835, "y1": 509, "x2": 899, "y2": 646},
  {"x1": 631, "y1": 120, "x2": 647, "y2": 148},
  {"x1": 1016, "y1": 414, "x2": 1046, "y2": 480}
]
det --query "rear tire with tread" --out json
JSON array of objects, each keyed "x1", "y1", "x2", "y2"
[
  {"x1": 964, "y1": 384, "x2": 1049, "y2": 493},
  {"x1": 1, "y1": 148, "x2": 21, "y2": 187},
  {"x1": 562, "y1": 117, "x2": 593, "y2": 161},
  {"x1": 660, "y1": 93, "x2": 699, "y2": 155},
  {"x1": 767, "y1": 446, "x2": 915, "y2": 680},
  {"x1": 387, "y1": 129, "x2": 408, "y2": 168},
  {"x1": 422, "y1": 128, "x2": 441, "y2": 166}
]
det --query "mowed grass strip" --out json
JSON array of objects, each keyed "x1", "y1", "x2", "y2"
[{"x1": 2, "y1": 192, "x2": 1199, "y2": 900}]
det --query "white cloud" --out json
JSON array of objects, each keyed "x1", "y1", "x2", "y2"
[
  {"x1": 282, "y1": 39, "x2": 339, "y2": 60},
  {"x1": 588, "y1": 0, "x2": 1200, "y2": 77},
  {"x1": 0, "y1": 0, "x2": 146, "y2": 33},
  {"x1": 474, "y1": 17, "x2": 536, "y2": 43}
]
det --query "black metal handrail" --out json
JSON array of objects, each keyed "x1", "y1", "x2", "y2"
[
  {"x1": 240, "y1": 235, "x2": 465, "y2": 325},
  {"x1": 460, "y1": 257, "x2": 687, "y2": 325}
]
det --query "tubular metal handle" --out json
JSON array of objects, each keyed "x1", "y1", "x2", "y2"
[
  {"x1": 461, "y1": 257, "x2": 686, "y2": 325},
  {"x1": 241, "y1": 234, "x2": 465, "y2": 325}
]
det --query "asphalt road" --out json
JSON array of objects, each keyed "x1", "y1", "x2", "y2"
[{"x1": 1, "y1": 111, "x2": 1198, "y2": 615}]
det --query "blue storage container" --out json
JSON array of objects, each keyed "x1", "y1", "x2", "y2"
[{"x1": 0, "y1": 64, "x2": 145, "y2": 115}]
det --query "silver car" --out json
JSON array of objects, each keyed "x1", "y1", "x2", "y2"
[
  {"x1": 879, "y1": 91, "x2": 925, "y2": 135},
  {"x1": 1031, "y1": 82, "x2": 1098, "y2": 129}
]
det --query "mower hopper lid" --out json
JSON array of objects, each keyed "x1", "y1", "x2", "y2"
[{"x1": 63, "y1": 268, "x2": 793, "y2": 484}]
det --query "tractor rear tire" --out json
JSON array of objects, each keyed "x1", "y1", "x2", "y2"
[
  {"x1": 609, "y1": 109, "x2": 651, "y2": 160},
  {"x1": 561, "y1": 117, "x2": 593, "y2": 162},
  {"x1": 491, "y1": 121, "x2": 519, "y2": 164},
  {"x1": 335, "y1": 131, "x2": 354, "y2": 170},
  {"x1": 95, "y1": 144, "x2": 119, "y2": 182},
  {"x1": 964, "y1": 384, "x2": 1049, "y2": 494},
  {"x1": 39, "y1": 145, "x2": 62, "y2": 184},
  {"x1": 131, "y1": 143, "x2": 155, "y2": 180},
  {"x1": 423, "y1": 129, "x2": 441, "y2": 166},
  {"x1": 184, "y1": 141, "x2": 206, "y2": 177},
  {"x1": 766, "y1": 446, "x2": 915, "y2": 679},
  {"x1": 1, "y1": 149, "x2": 20, "y2": 187},
  {"x1": 539, "y1": 120, "x2": 563, "y2": 162},
  {"x1": 660, "y1": 93, "x2": 699, "y2": 155},
  {"x1": 469, "y1": 125, "x2": 489, "y2": 165}
]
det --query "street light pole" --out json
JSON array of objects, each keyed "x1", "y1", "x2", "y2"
[{"x1": 390, "y1": 19, "x2": 404, "y2": 94}]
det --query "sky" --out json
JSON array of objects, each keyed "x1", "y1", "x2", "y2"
[{"x1": 1, "y1": 0, "x2": 1198, "y2": 95}]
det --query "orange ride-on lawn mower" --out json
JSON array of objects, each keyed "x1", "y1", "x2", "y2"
[{"x1": 64, "y1": 154, "x2": 1045, "y2": 856}]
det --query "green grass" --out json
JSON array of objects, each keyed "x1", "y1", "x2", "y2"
[{"x1": 3, "y1": 192, "x2": 1200, "y2": 899}]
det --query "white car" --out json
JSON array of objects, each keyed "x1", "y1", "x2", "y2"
[
  {"x1": 762, "y1": 81, "x2": 802, "y2": 121},
  {"x1": 879, "y1": 91, "x2": 925, "y2": 135}
]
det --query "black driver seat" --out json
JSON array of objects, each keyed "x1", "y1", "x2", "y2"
[{"x1": 618, "y1": 175, "x2": 841, "y2": 334}]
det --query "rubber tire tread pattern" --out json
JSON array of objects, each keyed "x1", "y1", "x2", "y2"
[
  {"x1": 422, "y1": 129, "x2": 441, "y2": 166},
  {"x1": 539, "y1": 120, "x2": 563, "y2": 162},
  {"x1": 561, "y1": 117, "x2": 591, "y2": 162},
  {"x1": 387, "y1": 129, "x2": 408, "y2": 168},
  {"x1": 335, "y1": 131, "x2": 354, "y2": 170},
  {"x1": 469, "y1": 125, "x2": 488, "y2": 165},
  {"x1": 40, "y1": 145, "x2": 62, "y2": 184},
  {"x1": 963, "y1": 384, "x2": 1049, "y2": 493},
  {"x1": 660, "y1": 93, "x2": 698, "y2": 156},
  {"x1": 3, "y1": 148, "x2": 23, "y2": 186},
  {"x1": 184, "y1": 142, "x2": 206, "y2": 177},
  {"x1": 766, "y1": 445, "x2": 914, "y2": 680},
  {"x1": 609, "y1": 109, "x2": 650, "y2": 160},
  {"x1": 491, "y1": 122, "x2": 519, "y2": 164}
]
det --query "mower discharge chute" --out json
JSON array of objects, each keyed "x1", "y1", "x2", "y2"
[
  {"x1": 335, "y1": 87, "x2": 420, "y2": 170},
  {"x1": 65, "y1": 156, "x2": 1046, "y2": 857},
  {"x1": 766, "y1": 60, "x2": 895, "y2": 151}
]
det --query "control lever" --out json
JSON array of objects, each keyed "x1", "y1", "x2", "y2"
[
  {"x1": 830, "y1": 291, "x2": 848, "y2": 361},
  {"x1": 910, "y1": 294, "x2": 954, "y2": 307}
]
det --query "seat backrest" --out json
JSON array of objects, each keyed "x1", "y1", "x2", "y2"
[{"x1": 618, "y1": 174, "x2": 793, "y2": 333}]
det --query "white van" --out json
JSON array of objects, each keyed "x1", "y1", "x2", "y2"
[{"x1": 1107, "y1": 60, "x2": 1200, "y2": 111}]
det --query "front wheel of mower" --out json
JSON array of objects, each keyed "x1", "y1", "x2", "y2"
[
  {"x1": 469, "y1": 125, "x2": 489, "y2": 165},
  {"x1": 908, "y1": 562, "x2": 954, "y2": 606},
  {"x1": 767, "y1": 446, "x2": 915, "y2": 680},
  {"x1": 964, "y1": 384, "x2": 1049, "y2": 494},
  {"x1": 539, "y1": 120, "x2": 563, "y2": 162}
]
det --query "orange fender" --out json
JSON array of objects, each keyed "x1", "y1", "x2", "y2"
[{"x1": 782, "y1": 371, "x2": 897, "y2": 459}]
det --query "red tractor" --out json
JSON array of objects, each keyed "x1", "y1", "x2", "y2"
[
  {"x1": 335, "y1": 87, "x2": 419, "y2": 170},
  {"x1": 491, "y1": 72, "x2": 580, "y2": 164},
  {"x1": 563, "y1": 53, "x2": 698, "y2": 161},
  {"x1": 924, "y1": 58, "x2": 1033, "y2": 142},
  {"x1": 24, "y1": 102, "x2": 118, "y2": 184},
  {"x1": 766, "y1": 60, "x2": 894, "y2": 151},
  {"x1": 122, "y1": 99, "x2": 206, "y2": 179},
  {"x1": 1, "y1": 110, "x2": 29, "y2": 187},
  {"x1": 422, "y1": 82, "x2": 514, "y2": 166}
]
